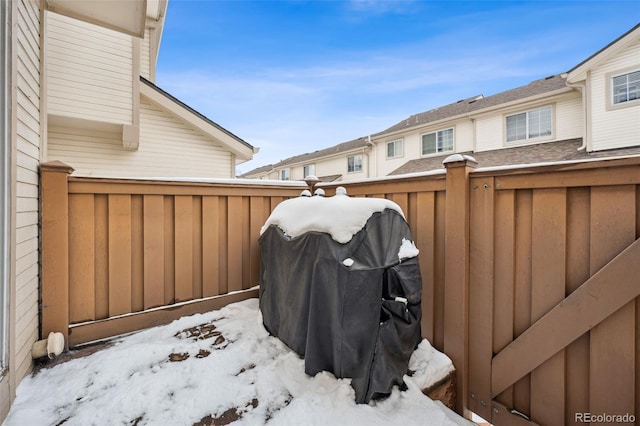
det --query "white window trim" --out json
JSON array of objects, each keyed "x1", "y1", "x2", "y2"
[
  {"x1": 347, "y1": 154, "x2": 363, "y2": 173},
  {"x1": 385, "y1": 138, "x2": 404, "y2": 159},
  {"x1": 504, "y1": 105, "x2": 554, "y2": 145},
  {"x1": 420, "y1": 127, "x2": 455, "y2": 157},
  {"x1": 606, "y1": 67, "x2": 640, "y2": 111},
  {"x1": 303, "y1": 164, "x2": 316, "y2": 178},
  {"x1": 280, "y1": 168, "x2": 290, "y2": 181}
]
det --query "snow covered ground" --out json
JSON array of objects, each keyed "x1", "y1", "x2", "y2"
[{"x1": 5, "y1": 299, "x2": 472, "y2": 426}]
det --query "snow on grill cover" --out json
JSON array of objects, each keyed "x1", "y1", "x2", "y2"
[{"x1": 259, "y1": 186, "x2": 422, "y2": 404}]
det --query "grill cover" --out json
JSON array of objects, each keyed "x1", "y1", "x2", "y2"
[{"x1": 259, "y1": 201, "x2": 422, "y2": 403}]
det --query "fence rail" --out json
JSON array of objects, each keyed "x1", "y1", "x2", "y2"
[{"x1": 40, "y1": 156, "x2": 640, "y2": 424}]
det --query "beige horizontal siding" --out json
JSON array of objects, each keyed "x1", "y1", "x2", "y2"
[
  {"x1": 46, "y1": 11, "x2": 133, "y2": 125},
  {"x1": 47, "y1": 98, "x2": 234, "y2": 178},
  {"x1": 590, "y1": 39, "x2": 640, "y2": 151},
  {"x1": 13, "y1": 0, "x2": 41, "y2": 397}
]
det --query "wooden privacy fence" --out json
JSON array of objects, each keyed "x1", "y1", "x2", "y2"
[
  {"x1": 40, "y1": 161, "x2": 305, "y2": 346},
  {"x1": 41, "y1": 156, "x2": 640, "y2": 425}
]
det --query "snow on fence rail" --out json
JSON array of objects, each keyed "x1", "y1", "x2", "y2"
[{"x1": 40, "y1": 156, "x2": 640, "y2": 425}]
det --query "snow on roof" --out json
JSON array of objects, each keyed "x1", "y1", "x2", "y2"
[{"x1": 261, "y1": 188, "x2": 405, "y2": 244}]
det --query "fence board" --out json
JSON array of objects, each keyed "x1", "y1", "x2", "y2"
[
  {"x1": 69, "y1": 194, "x2": 95, "y2": 323},
  {"x1": 433, "y1": 191, "x2": 446, "y2": 351},
  {"x1": 565, "y1": 188, "x2": 590, "y2": 424},
  {"x1": 202, "y1": 196, "x2": 220, "y2": 297},
  {"x1": 242, "y1": 197, "x2": 251, "y2": 290},
  {"x1": 108, "y1": 194, "x2": 132, "y2": 316},
  {"x1": 192, "y1": 196, "x2": 203, "y2": 300},
  {"x1": 174, "y1": 195, "x2": 193, "y2": 302},
  {"x1": 513, "y1": 189, "x2": 532, "y2": 415},
  {"x1": 143, "y1": 195, "x2": 165, "y2": 309},
  {"x1": 493, "y1": 189, "x2": 515, "y2": 409},
  {"x1": 228, "y1": 196, "x2": 244, "y2": 292},
  {"x1": 530, "y1": 188, "x2": 566, "y2": 425},
  {"x1": 218, "y1": 197, "x2": 229, "y2": 294},
  {"x1": 94, "y1": 195, "x2": 109, "y2": 320},
  {"x1": 131, "y1": 195, "x2": 144, "y2": 312},
  {"x1": 468, "y1": 177, "x2": 494, "y2": 421},
  {"x1": 163, "y1": 196, "x2": 175, "y2": 304},
  {"x1": 416, "y1": 191, "x2": 435, "y2": 343},
  {"x1": 250, "y1": 197, "x2": 266, "y2": 287},
  {"x1": 589, "y1": 186, "x2": 636, "y2": 420}
]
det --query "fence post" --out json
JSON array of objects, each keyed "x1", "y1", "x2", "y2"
[
  {"x1": 40, "y1": 161, "x2": 74, "y2": 344},
  {"x1": 443, "y1": 154, "x2": 477, "y2": 417}
]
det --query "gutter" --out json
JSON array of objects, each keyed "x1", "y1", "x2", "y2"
[
  {"x1": 562, "y1": 74, "x2": 588, "y2": 151},
  {"x1": 366, "y1": 135, "x2": 377, "y2": 178}
]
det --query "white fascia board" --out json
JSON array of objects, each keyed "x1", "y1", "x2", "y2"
[
  {"x1": 46, "y1": 0, "x2": 147, "y2": 38},
  {"x1": 566, "y1": 25, "x2": 640, "y2": 83},
  {"x1": 139, "y1": 83, "x2": 254, "y2": 161}
]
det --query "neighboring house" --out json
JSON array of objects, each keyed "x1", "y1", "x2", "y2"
[
  {"x1": 1, "y1": 0, "x2": 254, "y2": 420},
  {"x1": 240, "y1": 137, "x2": 372, "y2": 182},
  {"x1": 242, "y1": 23, "x2": 640, "y2": 180},
  {"x1": 44, "y1": 6, "x2": 256, "y2": 178}
]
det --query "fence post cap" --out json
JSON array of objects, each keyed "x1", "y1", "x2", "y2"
[
  {"x1": 40, "y1": 160, "x2": 75, "y2": 175},
  {"x1": 442, "y1": 154, "x2": 477, "y2": 168}
]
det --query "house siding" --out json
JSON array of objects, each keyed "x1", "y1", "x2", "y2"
[
  {"x1": 47, "y1": 97, "x2": 233, "y2": 178},
  {"x1": 590, "y1": 38, "x2": 640, "y2": 151},
  {"x1": 46, "y1": 11, "x2": 133, "y2": 125},
  {"x1": 1, "y1": 0, "x2": 42, "y2": 418}
]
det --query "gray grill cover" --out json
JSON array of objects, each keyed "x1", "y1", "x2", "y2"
[{"x1": 259, "y1": 208, "x2": 422, "y2": 403}]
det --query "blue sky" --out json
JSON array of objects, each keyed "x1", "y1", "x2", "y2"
[{"x1": 155, "y1": 1, "x2": 639, "y2": 174}]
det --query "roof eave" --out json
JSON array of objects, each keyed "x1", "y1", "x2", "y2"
[
  {"x1": 139, "y1": 79, "x2": 254, "y2": 161},
  {"x1": 372, "y1": 86, "x2": 574, "y2": 141},
  {"x1": 566, "y1": 24, "x2": 640, "y2": 83}
]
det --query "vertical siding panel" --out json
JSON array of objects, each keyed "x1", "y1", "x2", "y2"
[
  {"x1": 589, "y1": 185, "x2": 636, "y2": 419},
  {"x1": 192, "y1": 196, "x2": 203, "y2": 299},
  {"x1": 227, "y1": 196, "x2": 243, "y2": 292},
  {"x1": 202, "y1": 196, "x2": 220, "y2": 297},
  {"x1": 174, "y1": 195, "x2": 193, "y2": 302},
  {"x1": 249, "y1": 196, "x2": 265, "y2": 288},
  {"x1": 493, "y1": 189, "x2": 515, "y2": 408},
  {"x1": 94, "y1": 195, "x2": 109, "y2": 320},
  {"x1": 468, "y1": 178, "x2": 494, "y2": 421},
  {"x1": 163, "y1": 196, "x2": 175, "y2": 304},
  {"x1": 433, "y1": 191, "x2": 446, "y2": 351},
  {"x1": 108, "y1": 195, "x2": 132, "y2": 316},
  {"x1": 530, "y1": 188, "x2": 566, "y2": 425},
  {"x1": 68, "y1": 194, "x2": 95, "y2": 323},
  {"x1": 416, "y1": 192, "x2": 435, "y2": 343},
  {"x1": 130, "y1": 195, "x2": 143, "y2": 312},
  {"x1": 143, "y1": 195, "x2": 164, "y2": 309},
  {"x1": 565, "y1": 187, "x2": 591, "y2": 424},
  {"x1": 513, "y1": 189, "x2": 532, "y2": 415},
  {"x1": 218, "y1": 197, "x2": 229, "y2": 294}
]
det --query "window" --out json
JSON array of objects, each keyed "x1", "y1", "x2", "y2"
[
  {"x1": 506, "y1": 106, "x2": 552, "y2": 143},
  {"x1": 422, "y1": 128, "x2": 454, "y2": 155},
  {"x1": 612, "y1": 70, "x2": 640, "y2": 104},
  {"x1": 347, "y1": 155, "x2": 362, "y2": 173},
  {"x1": 280, "y1": 169, "x2": 290, "y2": 181},
  {"x1": 303, "y1": 164, "x2": 315, "y2": 178},
  {"x1": 386, "y1": 139, "x2": 403, "y2": 159}
]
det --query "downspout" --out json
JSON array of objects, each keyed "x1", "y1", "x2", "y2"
[
  {"x1": 563, "y1": 76, "x2": 588, "y2": 151},
  {"x1": 366, "y1": 135, "x2": 376, "y2": 178}
]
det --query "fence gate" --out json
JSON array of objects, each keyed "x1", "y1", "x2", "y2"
[{"x1": 466, "y1": 162, "x2": 640, "y2": 426}]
